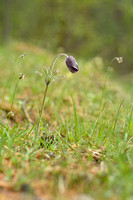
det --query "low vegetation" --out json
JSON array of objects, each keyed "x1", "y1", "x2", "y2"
[{"x1": 0, "y1": 42, "x2": 133, "y2": 200}]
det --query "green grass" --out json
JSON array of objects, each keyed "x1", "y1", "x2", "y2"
[{"x1": 0, "y1": 42, "x2": 133, "y2": 200}]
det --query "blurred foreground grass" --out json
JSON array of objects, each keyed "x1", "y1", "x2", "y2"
[{"x1": 0, "y1": 42, "x2": 133, "y2": 200}]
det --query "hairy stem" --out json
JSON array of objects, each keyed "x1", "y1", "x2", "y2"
[
  {"x1": 0, "y1": 75, "x2": 11, "y2": 115},
  {"x1": 36, "y1": 53, "x2": 68, "y2": 133},
  {"x1": 100, "y1": 58, "x2": 116, "y2": 109},
  {"x1": 50, "y1": 53, "x2": 68, "y2": 72},
  {"x1": 11, "y1": 78, "x2": 20, "y2": 111},
  {"x1": 37, "y1": 84, "x2": 49, "y2": 131},
  {"x1": 40, "y1": 84, "x2": 49, "y2": 120}
]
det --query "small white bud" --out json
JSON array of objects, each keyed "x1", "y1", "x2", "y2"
[
  {"x1": 115, "y1": 57, "x2": 123, "y2": 63},
  {"x1": 7, "y1": 111, "x2": 14, "y2": 118},
  {"x1": 19, "y1": 53, "x2": 26, "y2": 59},
  {"x1": 19, "y1": 73, "x2": 25, "y2": 80}
]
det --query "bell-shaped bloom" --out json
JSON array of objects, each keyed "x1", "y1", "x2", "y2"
[{"x1": 66, "y1": 56, "x2": 79, "y2": 73}]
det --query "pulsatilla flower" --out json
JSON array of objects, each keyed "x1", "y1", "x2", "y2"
[
  {"x1": 66, "y1": 56, "x2": 79, "y2": 73},
  {"x1": 37, "y1": 53, "x2": 79, "y2": 132}
]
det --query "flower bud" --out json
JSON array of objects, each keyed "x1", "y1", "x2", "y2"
[
  {"x1": 7, "y1": 111, "x2": 14, "y2": 118},
  {"x1": 19, "y1": 73, "x2": 25, "y2": 80},
  {"x1": 66, "y1": 56, "x2": 79, "y2": 73},
  {"x1": 114, "y1": 57, "x2": 123, "y2": 63}
]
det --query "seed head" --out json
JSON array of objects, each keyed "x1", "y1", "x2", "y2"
[
  {"x1": 7, "y1": 111, "x2": 14, "y2": 118},
  {"x1": 66, "y1": 56, "x2": 79, "y2": 73},
  {"x1": 115, "y1": 57, "x2": 123, "y2": 63},
  {"x1": 19, "y1": 52, "x2": 26, "y2": 60},
  {"x1": 19, "y1": 73, "x2": 25, "y2": 80}
]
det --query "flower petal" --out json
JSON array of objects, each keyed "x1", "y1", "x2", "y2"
[{"x1": 66, "y1": 56, "x2": 79, "y2": 73}]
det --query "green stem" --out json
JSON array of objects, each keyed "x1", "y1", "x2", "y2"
[
  {"x1": 36, "y1": 53, "x2": 68, "y2": 133},
  {"x1": 40, "y1": 84, "x2": 49, "y2": 120},
  {"x1": 50, "y1": 53, "x2": 68, "y2": 72},
  {"x1": 100, "y1": 58, "x2": 116, "y2": 109},
  {"x1": 0, "y1": 77, "x2": 11, "y2": 115},
  {"x1": 11, "y1": 78, "x2": 20, "y2": 111},
  {"x1": 0, "y1": 66, "x2": 14, "y2": 115},
  {"x1": 37, "y1": 84, "x2": 49, "y2": 132},
  {"x1": 1, "y1": 54, "x2": 25, "y2": 115}
]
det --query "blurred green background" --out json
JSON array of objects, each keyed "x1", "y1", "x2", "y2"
[{"x1": 0, "y1": 0, "x2": 133, "y2": 73}]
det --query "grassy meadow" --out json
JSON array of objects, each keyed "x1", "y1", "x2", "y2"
[{"x1": 0, "y1": 42, "x2": 133, "y2": 200}]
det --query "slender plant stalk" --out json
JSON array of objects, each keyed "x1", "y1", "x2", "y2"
[
  {"x1": 10, "y1": 79, "x2": 20, "y2": 111},
  {"x1": 0, "y1": 66, "x2": 15, "y2": 115},
  {"x1": 113, "y1": 98, "x2": 125, "y2": 134},
  {"x1": 39, "y1": 84, "x2": 49, "y2": 121},
  {"x1": 100, "y1": 58, "x2": 116, "y2": 109},
  {"x1": 0, "y1": 76, "x2": 11, "y2": 115},
  {"x1": 36, "y1": 53, "x2": 69, "y2": 133},
  {"x1": 50, "y1": 53, "x2": 68, "y2": 71},
  {"x1": 1, "y1": 54, "x2": 25, "y2": 115},
  {"x1": 37, "y1": 84, "x2": 49, "y2": 131}
]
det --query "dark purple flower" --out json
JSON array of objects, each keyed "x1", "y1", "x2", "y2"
[{"x1": 66, "y1": 56, "x2": 79, "y2": 73}]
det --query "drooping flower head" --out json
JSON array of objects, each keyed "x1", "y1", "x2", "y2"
[
  {"x1": 66, "y1": 56, "x2": 79, "y2": 73},
  {"x1": 114, "y1": 57, "x2": 123, "y2": 64}
]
